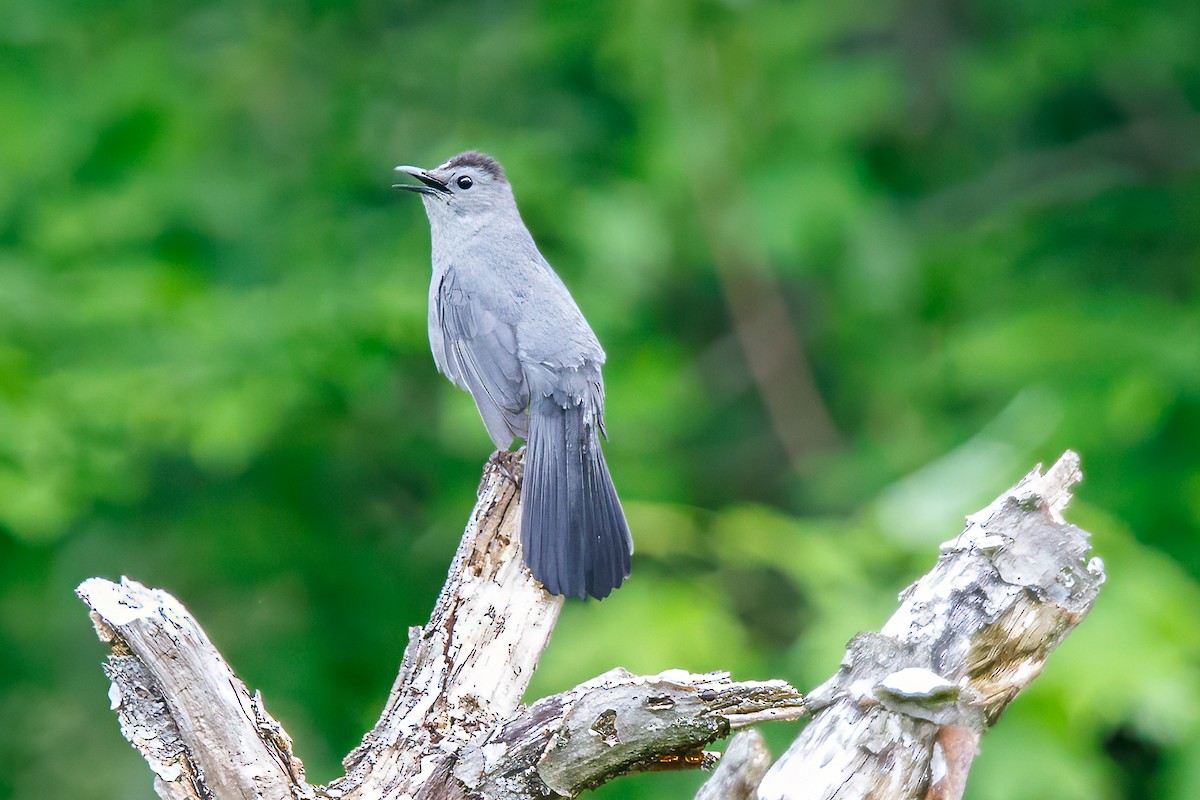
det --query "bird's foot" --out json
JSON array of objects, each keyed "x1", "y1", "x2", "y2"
[{"x1": 480, "y1": 447, "x2": 524, "y2": 493}]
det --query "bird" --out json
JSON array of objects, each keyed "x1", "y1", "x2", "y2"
[{"x1": 395, "y1": 151, "x2": 632, "y2": 600}]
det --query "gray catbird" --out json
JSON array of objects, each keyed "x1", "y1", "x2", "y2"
[{"x1": 395, "y1": 151, "x2": 632, "y2": 600}]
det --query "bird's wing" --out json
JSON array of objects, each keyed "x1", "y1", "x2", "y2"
[{"x1": 434, "y1": 266, "x2": 528, "y2": 447}]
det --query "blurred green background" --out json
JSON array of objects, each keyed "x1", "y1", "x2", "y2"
[{"x1": 2, "y1": 0, "x2": 1199, "y2": 798}]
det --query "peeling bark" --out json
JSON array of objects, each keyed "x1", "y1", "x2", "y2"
[
  {"x1": 456, "y1": 668, "x2": 804, "y2": 798},
  {"x1": 757, "y1": 451, "x2": 1103, "y2": 800},
  {"x1": 78, "y1": 450, "x2": 1102, "y2": 800},
  {"x1": 78, "y1": 579, "x2": 309, "y2": 800}
]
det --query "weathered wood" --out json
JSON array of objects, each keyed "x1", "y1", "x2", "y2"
[
  {"x1": 455, "y1": 668, "x2": 804, "y2": 798},
  {"x1": 77, "y1": 578, "x2": 310, "y2": 800},
  {"x1": 694, "y1": 730, "x2": 772, "y2": 800},
  {"x1": 78, "y1": 450, "x2": 1101, "y2": 800},
  {"x1": 78, "y1": 452, "x2": 804, "y2": 799},
  {"x1": 756, "y1": 451, "x2": 1104, "y2": 800},
  {"x1": 332, "y1": 451, "x2": 563, "y2": 798}
]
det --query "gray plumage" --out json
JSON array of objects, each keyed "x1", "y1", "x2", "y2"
[{"x1": 395, "y1": 151, "x2": 632, "y2": 600}]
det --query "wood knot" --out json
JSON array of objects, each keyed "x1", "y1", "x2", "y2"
[{"x1": 589, "y1": 709, "x2": 620, "y2": 747}]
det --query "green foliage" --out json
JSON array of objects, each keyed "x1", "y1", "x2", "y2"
[{"x1": 1, "y1": 0, "x2": 1199, "y2": 797}]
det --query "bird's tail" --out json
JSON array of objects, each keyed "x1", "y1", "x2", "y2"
[{"x1": 522, "y1": 398, "x2": 632, "y2": 600}]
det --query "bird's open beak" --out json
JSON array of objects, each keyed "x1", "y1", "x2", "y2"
[{"x1": 393, "y1": 165, "x2": 449, "y2": 195}]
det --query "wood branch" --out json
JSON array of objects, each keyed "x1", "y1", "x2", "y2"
[
  {"x1": 455, "y1": 668, "x2": 803, "y2": 799},
  {"x1": 694, "y1": 730, "x2": 773, "y2": 800},
  {"x1": 77, "y1": 577, "x2": 311, "y2": 800},
  {"x1": 78, "y1": 450, "x2": 1100, "y2": 799},
  {"x1": 77, "y1": 451, "x2": 805, "y2": 799},
  {"x1": 756, "y1": 450, "x2": 1105, "y2": 800},
  {"x1": 333, "y1": 449, "x2": 563, "y2": 798}
]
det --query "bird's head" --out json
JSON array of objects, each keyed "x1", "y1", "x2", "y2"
[{"x1": 394, "y1": 151, "x2": 514, "y2": 232}]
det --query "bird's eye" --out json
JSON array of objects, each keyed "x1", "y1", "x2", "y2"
[{"x1": 456, "y1": 176, "x2": 473, "y2": 190}]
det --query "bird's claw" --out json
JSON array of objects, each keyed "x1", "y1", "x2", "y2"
[{"x1": 479, "y1": 447, "x2": 524, "y2": 494}]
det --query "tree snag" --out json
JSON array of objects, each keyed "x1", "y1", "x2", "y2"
[{"x1": 79, "y1": 450, "x2": 1101, "y2": 799}]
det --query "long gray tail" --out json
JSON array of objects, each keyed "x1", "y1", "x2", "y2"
[{"x1": 522, "y1": 398, "x2": 632, "y2": 600}]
